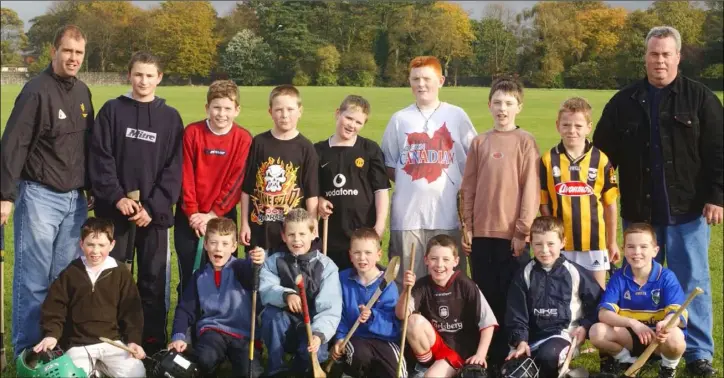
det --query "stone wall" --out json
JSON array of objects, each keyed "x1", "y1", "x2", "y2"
[{"x1": 1, "y1": 72, "x2": 127, "y2": 86}]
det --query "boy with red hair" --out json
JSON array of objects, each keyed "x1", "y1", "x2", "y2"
[{"x1": 381, "y1": 56, "x2": 477, "y2": 291}]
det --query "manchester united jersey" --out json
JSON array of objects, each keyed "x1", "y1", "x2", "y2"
[{"x1": 408, "y1": 271, "x2": 498, "y2": 359}]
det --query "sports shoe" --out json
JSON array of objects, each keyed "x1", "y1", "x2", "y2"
[
  {"x1": 658, "y1": 366, "x2": 676, "y2": 378},
  {"x1": 598, "y1": 356, "x2": 633, "y2": 377},
  {"x1": 686, "y1": 359, "x2": 718, "y2": 377}
]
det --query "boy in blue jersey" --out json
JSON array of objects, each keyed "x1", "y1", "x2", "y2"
[
  {"x1": 329, "y1": 228, "x2": 402, "y2": 377},
  {"x1": 168, "y1": 218, "x2": 265, "y2": 377},
  {"x1": 590, "y1": 223, "x2": 687, "y2": 378},
  {"x1": 259, "y1": 208, "x2": 342, "y2": 376}
]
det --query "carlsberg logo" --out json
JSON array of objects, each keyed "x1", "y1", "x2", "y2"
[{"x1": 126, "y1": 128, "x2": 157, "y2": 143}]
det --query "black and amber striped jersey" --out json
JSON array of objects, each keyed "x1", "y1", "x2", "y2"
[{"x1": 540, "y1": 141, "x2": 618, "y2": 251}]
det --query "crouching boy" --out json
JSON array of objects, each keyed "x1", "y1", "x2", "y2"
[
  {"x1": 590, "y1": 223, "x2": 687, "y2": 378},
  {"x1": 397, "y1": 234, "x2": 497, "y2": 378},
  {"x1": 33, "y1": 218, "x2": 146, "y2": 377},
  {"x1": 504, "y1": 216, "x2": 602, "y2": 378},
  {"x1": 329, "y1": 228, "x2": 401, "y2": 377},
  {"x1": 168, "y1": 218, "x2": 265, "y2": 377},
  {"x1": 259, "y1": 208, "x2": 342, "y2": 376}
]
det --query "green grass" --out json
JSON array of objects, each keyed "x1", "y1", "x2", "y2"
[{"x1": 1, "y1": 85, "x2": 722, "y2": 377}]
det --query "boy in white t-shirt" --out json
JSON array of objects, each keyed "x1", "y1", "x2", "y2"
[{"x1": 381, "y1": 55, "x2": 477, "y2": 290}]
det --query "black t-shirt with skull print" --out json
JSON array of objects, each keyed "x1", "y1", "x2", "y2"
[
  {"x1": 314, "y1": 136, "x2": 390, "y2": 257},
  {"x1": 241, "y1": 131, "x2": 319, "y2": 251}
]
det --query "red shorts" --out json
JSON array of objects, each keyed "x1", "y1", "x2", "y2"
[{"x1": 430, "y1": 329, "x2": 465, "y2": 370}]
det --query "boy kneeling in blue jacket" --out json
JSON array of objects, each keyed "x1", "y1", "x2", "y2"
[
  {"x1": 168, "y1": 218, "x2": 265, "y2": 377},
  {"x1": 329, "y1": 228, "x2": 402, "y2": 377}
]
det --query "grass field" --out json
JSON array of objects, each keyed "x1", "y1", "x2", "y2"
[{"x1": 1, "y1": 85, "x2": 722, "y2": 377}]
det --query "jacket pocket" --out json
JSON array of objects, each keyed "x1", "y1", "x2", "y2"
[{"x1": 671, "y1": 113, "x2": 700, "y2": 206}]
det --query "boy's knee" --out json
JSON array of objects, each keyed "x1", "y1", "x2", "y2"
[
  {"x1": 196, "y1": 349, "x2": 223, "y2": 373},
  {"x1": 589, "y1": 323, "x2": 610, "y2": 344},
  {"x1": 662, "y1": 328, "x2": 686, "y2": 355},
  {"x1": 407, "y1": 314, "x2": 429, "y2": 336}
]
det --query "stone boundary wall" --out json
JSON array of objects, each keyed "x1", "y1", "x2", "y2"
[{"x1": 1, "y1": 72, "x2": 126, "y2": 86}]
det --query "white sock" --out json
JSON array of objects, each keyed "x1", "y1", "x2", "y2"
[
  {"x1": 613, "y1": 348, "x2": 636, "y2": 363},
  {"x1": 660, "y1": 355, "x2": 681, "y2": 368}
]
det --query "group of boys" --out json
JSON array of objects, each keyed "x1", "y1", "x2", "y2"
[{"x1": 20, "y1": 50, "x2": 694, "y2": 378}]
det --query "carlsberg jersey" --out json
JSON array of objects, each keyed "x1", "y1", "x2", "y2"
[{"x1": 382, "y1": 103, "x2": 476, "y2": 230}]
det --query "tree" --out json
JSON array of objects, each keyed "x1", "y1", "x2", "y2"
[
  {"x1": 424, "y1": 2, "x2": 475, "y2": 79},
  {"x1": 28, "y1": 42, "x2": 52, "y2": 74},
  {"x1": 473, "y1": 17, "x2": 517, "y2": 79},
  {"x1": 150, "y1": 1, "x2": 218, "y2": 80},
  {"x1": 26, "y1": 1, "x2": 82, "y2": 54},
  {"x1": 614, "y1": 9, "x2": 660, "y2": 85},
  {"x1": 338, "y1": 51, "x2": 377, "y2": 87},
  {"x1": 575, "y1": 6, "x2": 627, "y2": 60},
  {"x1": 215, "y1": 2, "x2": 259, "y2": 54},
  {"x1": 1, "y1": 8, "x2": 27, "y2": 65},
  {"x1": 74, "y1": 1, "x2": 140, "y2": 72},
  {"x1": 315, "y1": 44, "x2": 341, "y2": 86},
  {"x1": 220, "y1": 29, "x2": 273, "y2": 85}
]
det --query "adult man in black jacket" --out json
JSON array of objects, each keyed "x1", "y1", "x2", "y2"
[
  {"x1": 0, "y1": 25, "x2": 94, "y2": 357},
  {"x1": 593, "y1": 26, "x2": 722, "y2": 377}
]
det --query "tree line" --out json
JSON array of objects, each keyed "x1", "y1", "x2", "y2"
[{"x1": 1, "y1": 0, "x2": 722, "y2": 89}]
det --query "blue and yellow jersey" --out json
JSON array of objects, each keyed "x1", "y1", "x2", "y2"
[{"x1": 598, "y1": 261, "x2": 687, "y2": 329}]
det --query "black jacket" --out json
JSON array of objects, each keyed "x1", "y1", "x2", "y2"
[
  {"x1": 0, "y1": 65, "x2": 94, "y2": 200},
  {"x1": 506, "y1": 256, "x2": 601, "y2": 347},
  {"x1": 89, "y1": 94, "x2": 184, "y2": 227},
  {"x1": 593, "y1": 75, "x2": 723, "y2": 222}
]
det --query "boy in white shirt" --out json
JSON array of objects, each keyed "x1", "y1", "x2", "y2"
[{"x1": 381, "y1": 55, "x2": 477, "y2": 290}]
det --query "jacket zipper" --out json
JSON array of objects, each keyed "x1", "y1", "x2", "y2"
[{"x1": 92, "y1": 271, "x2": 113, "y2": 292}]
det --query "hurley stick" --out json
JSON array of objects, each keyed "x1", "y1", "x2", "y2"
[
  {"x1": 623, "y1": 287, "x2": 704, "y2": 377},
  {"x1": 322, "y1": 217, "x2": 328, "y2": 255},
  {"x1": 248, "y1": 262, "x2": 261, "y2": 378},
  {"x1": 324, "y1": 257, "x2": 401, "y2": 373},
  {"x1": 558, "y1": 335, "x2": 578, "y2": 378},
  {"x1": 99, "y1": 337, "x2": 148, "y2": 360},
  {"x1": 397, "y1": 243, "x2": 416, "y2": 378},
  {"x1": 295, "y1": 274, "x2": 326, "y2": 378},
  {"x1": 1, "y1": 224, "x2": 6, "y2": 371},
  {"x1": 124, "y1": 190, "x2": 140, "y2": 271}
]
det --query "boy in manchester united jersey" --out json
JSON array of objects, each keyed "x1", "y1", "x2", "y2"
[
  {"x1": 396, "y1": 234, "x2": 497, "y2": 378},
  {"x1": 239, "y1": 85, "x2": 319, "y2": 251}
]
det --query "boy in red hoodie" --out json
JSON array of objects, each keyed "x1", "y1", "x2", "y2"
[{"x1": 175, "y1": 80, "x2": 252, "y2": 294}]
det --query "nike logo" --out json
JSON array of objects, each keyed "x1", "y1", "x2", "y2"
[{"x1": 321, "y1": 162, "x2": 330, "y2": 168}]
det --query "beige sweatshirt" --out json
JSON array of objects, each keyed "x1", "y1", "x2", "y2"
[{"x1": 461, "y1": 128, "x2": 540, "y2": 242}]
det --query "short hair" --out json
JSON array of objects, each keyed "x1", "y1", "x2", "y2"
[
  {"x1": 338, "y1": 95, "x2": 371, "y2": 118},
  {"x1": 269, "y1": 84, "x2": 302, "y2": 108},
  {"x1": 206, "y1": 218, "x2": 237, "y2": 241},
  {"x1": 409, "y1": 56, "x2": 443, "y2": 77},
  {"x1": 530, "y1": 216, "x2": 565, "y2": 242},
  {"x1": 207, "y1": 80, "x2": 240, "y2": 107},
  {"x1": 53, "y1": 25, "x2": 86, "y2": 49},
  {"x1": 623, "y1": 223, "x2": 658, "y2": 247},
  {"x1": 283, "y1": 208, "x2": 316, "y2": 232},
  {"x1": 425, "y1": 234, "x2": 458, "y2": 257},
  {"x1": 350, "y1": 227, "x2": 381, "y2": 247},
  {"x1": 645, "y1": 26, "x2": 682, "y2": 53},
  {"x1": 127, "y1": 51, "x2": 163, "y2": 74},
  {"x1": 558, "y1": 97, "x2": 593, "y2": 124},
  {"x1": 80, "y1": 217, "x2": 114, "y2": 242},
  {"x1": 489, "y1": 76, "x2": 524, "y2": 104}
]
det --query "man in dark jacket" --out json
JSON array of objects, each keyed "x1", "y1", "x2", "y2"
[
  {"x1": 0, "y1": 25, "x2": 94, "y2": 357},
  {"x1": 89, "y1": 51, "x2": 184, "y2": 355},
  {"x1": 593, "y1": 26, "x2": 722, "y2": 377}
]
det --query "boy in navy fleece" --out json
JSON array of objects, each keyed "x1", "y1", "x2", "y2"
[
  {"x1": 329, "y1": 228, "x2": 402, "y2": 377},
  {"x1": 259, "y1": 208, "x2": 342, "y2": 376},
  {"x1": 168, "y1": 218, "x2": 265, "y2": 377},
  {"x1": 89, "y1": 51, "x2": 184, "y2": 354}
]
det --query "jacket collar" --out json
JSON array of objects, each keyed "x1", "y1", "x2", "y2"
[
  {"x1": 45, "y1": 64, "x2": 77, "y2": 91},
  {"x1": 534, "y1": 255, "x2": 566, "y2": 271},
  {"x1": 631, "y1": 74, "x2": 682, "y2": 101}
]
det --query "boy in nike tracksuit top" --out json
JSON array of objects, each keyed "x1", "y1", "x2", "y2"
[{"x1": 89, "y1": 52, "x2": 184, "y2": 354}]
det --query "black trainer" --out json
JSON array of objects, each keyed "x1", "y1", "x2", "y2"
[
  {"x1": 658, "y1": 366, "x2": 677, "y2": 378},
  {"x1": 686, "y1": 359, "x2": 718, "y2": 377}
]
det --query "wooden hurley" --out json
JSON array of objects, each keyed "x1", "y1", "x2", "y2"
[{"x1": 397, "y1": 243, "x2": 416, "y2": 378}]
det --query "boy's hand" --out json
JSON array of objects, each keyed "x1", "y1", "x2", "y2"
[
  {"x1": 374, "y1": 223, "x2": 385, "y2": 238},
  {"x1": 607, "y1": 243, "x2": 621, "y2": 264},
  {"x1": 572, "y1": 326, "x2": 586, "y2": 343},
  {"x1": 286, "y1": 294, "x2": 302, "y2": 313},
  {"x1": 308, "y1": 335, "x2": 322, "y2": 354},
  {"x1": 85, "y1": 191, "x2": 95, "y2": 211},
  {"x1": 331, "y1": 339, "x2": 346, "y2": 360},
  {"x1": 630, "y1": 320, "x2": 655, "y2": 345},
  {"x1": 403, "y1": 270, "x2": 416, "y2": 288},
  {"x1": 358, "y1": 305, "x2": 372, "y2": 323},
  {"x1": 318, "y1": 198, "x2": 334, "y2": 219},
  {"x1": 249, "y1": 247, "x2": 265, "y2": 265},
  {"x1": 168, "y1": 340, "x2": 187, "y2": 353},
  {"x1": 506, "y1": 341, "x2": 530, "y2": 360},
  {"x1": 239, "y1": 222, "x2": 251, "y2": 246},
  {"x1": 190, "y1": 212, "x2": 216, "y2": 230},
  {"x1": 129, "y1": 207, "x2": 152, "y2": 227},
  {"x1": 32, "y1": 337, "x2": 58, "y2": 353},
  {"x1": 655, "y1": 320, "x2": 671, "y2": 344},
  {"x1": 127, "y1": 343, "x2": 146, "y2": 359},
  {"x1": 511, "y1": 238, "x2": 527, "y2": 257},
  {"x1": 465, "y1": 354, "x2": 487, "y2": 368},
  {"x1": 116, "y1": 198, "x2": 141, "y2": 216},
  {"x1": 462, "y1": 231, "x2": 473, "y2": 255}
]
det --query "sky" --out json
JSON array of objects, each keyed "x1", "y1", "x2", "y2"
[{"x1": 3, "y1": 1, "x2": 654, "y2": 31}]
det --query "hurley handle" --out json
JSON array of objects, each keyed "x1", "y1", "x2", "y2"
[{"x1": 192, "y1": 237, "x2": 205, "y2": 273}]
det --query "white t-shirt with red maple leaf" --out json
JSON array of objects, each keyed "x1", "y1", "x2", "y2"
[{"x1": 382, "y1": 102, "x2": 477, "y2": 231}]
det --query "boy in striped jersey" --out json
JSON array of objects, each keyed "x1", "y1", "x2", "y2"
[{"x1": 540, "y1": 97, "x2": 620, "y2": 288}]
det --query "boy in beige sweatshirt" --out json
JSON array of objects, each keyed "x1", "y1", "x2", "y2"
[{"x1": 460, "y1": 77, "x2": 540, "y2": 369}]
